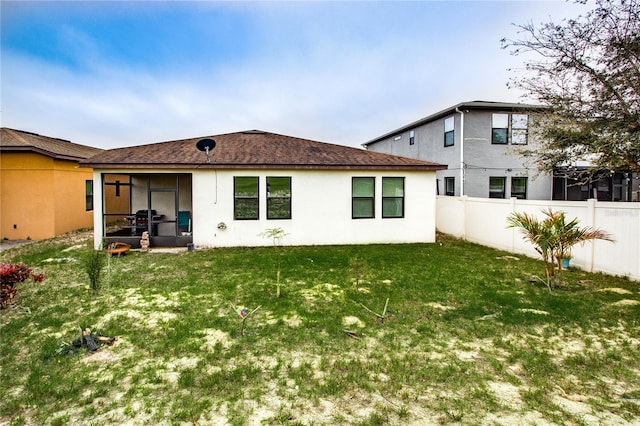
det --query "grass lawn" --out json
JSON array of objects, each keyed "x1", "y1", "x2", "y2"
[{"x1": 1, "y1": 231, "x2": 639, "y2": 425}]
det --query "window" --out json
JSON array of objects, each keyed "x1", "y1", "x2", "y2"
[
  {"x1": 267, "y1": 177, "x2": 291, "y2": 219},
  {"x1": 492, "y1": 113, "x2": 509, "y2": 144},
  {"x1": 511, "y1": 114, "x2": 528, "y2": 145},
  {"x1": 234, "y1": 177, "x2": 259, "y2": 220},
  {"x1": 492, "y1": 113, "x2": 529, "y2": 145},
  {"x1": 444, "y1": 116, "x2": 454, "y2": 147},
  {"x1": 511, "y1": 177, "x2": 528, "y2": 199},
  {"x1": 489, "y1": 176, "x2": 506, "y2": 198},
  {"x1": 444, "y1": 177, "x2": 455, "y2": 196},
  {"x1": 352, "y1": 177, "x2": 375, "y2": 219},
  {"x1": 85, "y1": 180, "x2": 93, "y2": 211},
  {"x1": 409, "y1": 130, "x2": 415, "y2": 146},
  {"x1": 382, "y1": 177, "x2": 404, "y2": 218}
]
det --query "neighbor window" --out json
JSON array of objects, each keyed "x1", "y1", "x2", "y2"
[
  {"x1": 444, "y1": 116, "x2": 455, "y2": 147},
  {"x1": 492, "y1": 113, "x2": 529, "y2": 145},
  {"x1": 267, "y1": 176, "x2": 291, "y2": 219},
  {"x1": 85, "y1": 180, "x2": 93, "y2": 211},
  {"x1": 444, "y1": 177, "x2": 455, "y2": 196},
  {"x1": 382, "y1": 177, "x2": 405, "y2": 218},
  {"x1": 511, "y1": 114, "x2": 529, "y2": 145},
  {"x1": 511, "y1": 177, "x2": 528, "y2": 199},
  {"x1": 409, "y1": 130, "x2": 415, "y2": 146},
  {"x1": 352, "y1": 177, "x2": 375, "y2": 219},
  {"x1": 492, "y1": 113, "x2": 509, "y2": 144},
  {"x1": 234, "y1": 176, "x2": 259, "y2": 220},
  {"x1": 489, "y1": 176, "x2": 506, "y2": 198}
]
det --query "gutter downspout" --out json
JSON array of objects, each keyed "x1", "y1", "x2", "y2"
[{"x1": 455, "y1": 107, "x2": 465, "y2": 196}]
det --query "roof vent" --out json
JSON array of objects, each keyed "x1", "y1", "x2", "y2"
[{"x1": 241, "y1": 130, "x2": 266, "y2": 135}]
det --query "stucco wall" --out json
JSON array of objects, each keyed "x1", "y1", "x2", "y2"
[
  {"x1": 192, "y1": 169, "x2": 438, "y2": 247},
  {"x1": 366, "y1": 110, "x2": 553, "y2": 199},
  {"x1": 461, "y1": 111, "x2": 552, "y2": 200},
  {"x1": 93, "y1": 168, "x2": 439, "y2": 248},
  {"x1": 366, "y1": 115, "x2": 461, "y2": 196},
  {"x1": 1, "y1": 152, "x2": 95, "y2": 240}
]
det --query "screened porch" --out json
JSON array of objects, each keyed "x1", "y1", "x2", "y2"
[{"x1": 101, "y1": 173, "x2": 193, "y2": 248}]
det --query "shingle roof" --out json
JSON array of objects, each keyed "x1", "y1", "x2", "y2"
[
  {"x1": 1, "y1": 128, "x2": 103, "y2": 160},
  {"x1": 81, "y1": 130, "x2": 447, "y2": 171},
  {"x1": 363, "y1": 100, "x2": 546, "y2": 147}
]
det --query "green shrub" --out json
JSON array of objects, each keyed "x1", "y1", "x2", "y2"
[{"x1": 83, "y1": 249, "x2": 105, "y2": 292}]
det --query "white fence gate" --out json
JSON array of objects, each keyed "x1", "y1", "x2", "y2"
[{"x1": 436, "y1": 196, "x2": 640, "y2": 281}]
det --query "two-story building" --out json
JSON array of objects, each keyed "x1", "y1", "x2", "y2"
[{"x1": 363, "y1": 101, "x2": 638, "y2": 201}]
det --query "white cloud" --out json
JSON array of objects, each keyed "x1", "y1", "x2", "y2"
[{"x1": 1, "y1": 1, "x2": 586, "y2": 149}]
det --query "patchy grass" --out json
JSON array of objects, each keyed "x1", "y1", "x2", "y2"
[{"x1": 1, "y1": 231, "x2": 639, "y2": 425}]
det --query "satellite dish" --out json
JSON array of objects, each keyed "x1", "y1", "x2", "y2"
[{"x1": 196, "y1": 138, "x2": 216, "y2": 163}]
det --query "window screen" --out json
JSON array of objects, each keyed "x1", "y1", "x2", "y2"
[
  {"x1": 382, "y1": 177, "x2": 404, "y2": 218},
  {"x1": 352, "y1": 177, "x2": 375, "y2": 219},
  {"x1": 85, "y1": 180, "x2": 93, "y2": 211},
  {"x1": 511, "y1": 114, "x2": 529, "y2": 145},
  {"x1": 511, "y1": 177, "x2": 528, "y2": 199},
  {"x1": 444, "y1": 177, "x2": 455, "y2": 196},
  {"x1": 234, "y1": 177, "x2": 259, "y2": 220},
  {"x1": 444, "y1": 116, "x2": 455, "y2": 147},
  {"x1": 492, "y1": 114, "x2": 509, "y2": 144},
  {"x1": 489, "y1": 176, "x2": 506, "y2": 198},
  {"x1": 267, "y1": 177, "x2": 291, "y2": 219}
]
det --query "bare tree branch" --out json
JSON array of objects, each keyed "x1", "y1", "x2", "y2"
[{"x1": 503, "y1": 0, "x2": 640, "y2": 177}]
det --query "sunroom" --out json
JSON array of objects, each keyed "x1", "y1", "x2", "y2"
[{"x1": 100, "y1": 173, "x2": 193, "y2": 248}]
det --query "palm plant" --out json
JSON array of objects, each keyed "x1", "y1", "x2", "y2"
[
  {"x1": 507, "y1": 210, "x2": 556, "y2": 281},
  {"x1": 507, "y1": 208, "x2": 614, "y2": 290},
  {"x1": 549, "y1": 210, "x2": 614, "y2": 274}
]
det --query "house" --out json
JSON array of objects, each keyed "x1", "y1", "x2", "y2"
[
  {"x1": 363, "y1": 101, "x2": 638, "y2": 201},
  {"x1": 80, "y1": 130, "x2": 447, "y2": 249},
  {"x1": 0, "y1": 128, "x2": 104, "y2": 240}
]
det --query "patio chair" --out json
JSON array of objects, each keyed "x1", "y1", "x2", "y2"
[{"x1": 178, "y1": 211, "x2": 191, "y2": 234}]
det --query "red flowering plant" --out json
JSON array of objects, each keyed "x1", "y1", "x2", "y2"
[{"x1": 0, "y1": 263, "x2": 45, "y2": 309}]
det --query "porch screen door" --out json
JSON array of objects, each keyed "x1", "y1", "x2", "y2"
[{"x1": 150, "y1": 190, "x2": 178, "y2": 236}]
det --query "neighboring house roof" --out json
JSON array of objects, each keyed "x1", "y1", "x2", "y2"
[
  {"x1": 1, "y1": 128, "x2": 103, "y2": 160},
  {"x1": 80, "y1": 130, "x2": 447, "y2": 171},
  {"x1": 363, "y1": 100, "x2": 545, "y2": 147}
]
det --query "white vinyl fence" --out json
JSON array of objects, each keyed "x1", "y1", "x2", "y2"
[{"x1": 436, "y1": 196, "x2": 640, "y2": 281}]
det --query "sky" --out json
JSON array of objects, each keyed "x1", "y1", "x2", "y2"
[{"x1": 1, "y1": 1, "x2": 588, "y2": 150}]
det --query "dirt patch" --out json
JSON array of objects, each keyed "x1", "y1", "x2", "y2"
[
  {"x1": 487, "y1": 381, "x2": 524, "y2": 409},
  {"x1": 599, "y1": 287, "x2": 633, "y2": 294},
  {"x1": 427, "y1": 302, "x2": 456, "y2": 311},
  {"x1": 611, "y1": 299, "x2": 640, "y2": 307},
  {"x1": 282, "y1": 314, "x2": 303, "y2": 327},
  {"x1": 200, "y1": 328, "x2": 233, "y2": 350},
  {"x1": 518, "y1": 308, "x2": 550, "y2": 315},
  {"x1": 298, "y1": 283, "x2": 344, "y2": 302},
  {"x1": 80, "y1": 349, "x2": 119, "y2": 364},
  {"x1": 342, "y1": 316, "x2": 365, "y2": 328},
  {"x1": 61, "y1": 244, "x2": 85, "y2": 252},
  {"x1": 96, "y1": 309, "x2": 176, "y2": 329},
  {"x1": 453, "y1": 349, "x2": 480, "y2": 362}
]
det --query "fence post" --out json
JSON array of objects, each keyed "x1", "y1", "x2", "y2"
[
  {"x1": 510, "y1": 197, "x2": 517, "y2": 252},
  {"x1": 461, "y1": 195, "x2": 467, "y2": 241},
  {"x1": 586, "y1": 198, "x2": 597, "y2": 272}
]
